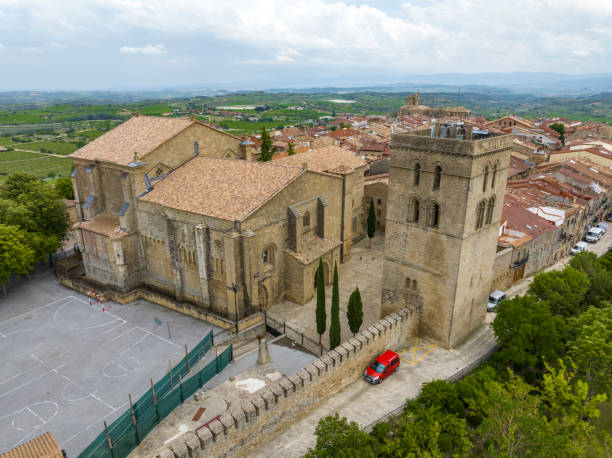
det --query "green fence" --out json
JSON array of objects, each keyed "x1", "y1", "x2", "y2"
[{"x1": 79, "y1": 333, "x2": 232, "y2": 458}]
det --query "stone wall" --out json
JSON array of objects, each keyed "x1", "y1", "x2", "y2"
[{"x1": 153, "y1": 307, "x2": 419, "y2": 458}]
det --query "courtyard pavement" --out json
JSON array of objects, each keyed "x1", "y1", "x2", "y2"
[
  {"x1": 0, "y1": 267, "x2": 220, "y2": 457},
  {"x1": 267, "y1": 232, "x2": 385, "y2": 349}
]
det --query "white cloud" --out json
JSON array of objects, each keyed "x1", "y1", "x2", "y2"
[
  {"x1": 119, "y1": 44, "x2": 167, "y2": 55},
  {"x1": 2, "y1": 0, "x2": 612, "y2": 77},
  {"x1": 22, "y1": 46, "x2": 43, "y2": 53}
]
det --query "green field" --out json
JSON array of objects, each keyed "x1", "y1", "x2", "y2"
[
  {"x1": 0, "y1": 137, "x2": 15, "y2": 146},
  {"x1": 0, "y1": 150, "x2": 44, "y2": 162},
  {"x1": 76, "y1": 129, "x2": 104, "y2": 140},
  {"x1": 16, "y1": 140, "x2": 78, "y2": 155},
  {"x1": 0, "y1": 155, "x2": 72, "y2": 181}
]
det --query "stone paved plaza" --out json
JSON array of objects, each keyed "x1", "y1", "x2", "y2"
[{"x1": 266, "y1": 232, "x2": 384, "y2": 349}]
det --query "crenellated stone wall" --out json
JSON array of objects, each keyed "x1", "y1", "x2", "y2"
[{"x1": 152, "y1": 307, "x2": 419, "y2": 458}]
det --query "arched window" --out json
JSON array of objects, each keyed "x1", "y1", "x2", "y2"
[
  {"x1": 491, "y1": 163, "x2": 498, "y2": 188},
  {"x1": 412, "y1": 279, "x2": 417, "y2": 290},
  {"x1": 476, "y1": 200, "x2": 486, "y2": 229},
  {"x1": 414, "y1": 163, "x2": 421, "y2": 186},
  {"x1": 407, "y1": 198, "x2": 420, "y2": 223},
  {"x1": 483, "y1": 165, "x2": 489, "y2": 192},
  {"x1": 433, "y1": 165, "x2": 442, "y2": 190},
  {"x1": 405, "y1": 277, "x2": 411, "y2": 289},
  {"x1": 428, "y1": 202, "x2": 440, "y2": 228},
  {"x1": 303, "y1": 211, "x2": 310, "y2": 227},
  {"x1": 486, "y1": 196, "x2": 495, "y2": 225},
  {"x1": 262, "y1": 245, "x2": 274, "y2": 265}
]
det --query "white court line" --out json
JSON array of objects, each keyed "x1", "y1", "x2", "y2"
[
  {"x1": 53, "y1": 302, "x2": 123, "y2": 331},
  {"x1": 0, "y1": 380, "x2": 32, "y2": 400},
  {"x1": 30, "y1": 354, "x2": 42, "y2": 363},
  {"x1": 26, "y1": 407, "x2": 45, "y2": 426},
  {"x1": 73, "y1": 297, "x2": 126, "y2": 325},
  {"x1": 119, "y1": 332, "x2": 149, "y2": 356},
  {"x1": 0, "y1": 296, "x2": 77, "y2": 326},
  {"x1": 89, "y1": 393, "x2": 116, "y2": 412},
  {"x1": 139, "y1": 327, "x2": 180, "y2": 348}
]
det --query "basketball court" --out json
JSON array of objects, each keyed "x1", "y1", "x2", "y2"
[{"x1": 0, "y1": 281, "x2": 222, "y2": 457}]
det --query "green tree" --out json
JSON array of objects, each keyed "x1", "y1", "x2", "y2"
[
  {"x1": 0, "y1": 173, "x2": 70, "y2": 261},
  {"x1": 550, "y1": 122, "x2": 566, "y2": 145},
  {"x1": 0, "y1": 224, "x2": 36, "y2": 293},
  {"x1": 415, "y1": 380, "x2": 465, "y2": 417},
  {"x1": 475, "y1": 370, "x2": 545, "y2": 457},
  {"x1": 570, "y1": 252, "x2": 612, "y2": 307},
  {"x1": 367, "y1": 200, "x2": 376, "y2": 248},
  {"x1": 492, "y1": 295, "x2": 566, "y2": 369},
  {"x1": 347, "y1": 287, "x2": 363, "y2": 336},
  {"x1": 305, "y1": 413, "x2": 376, "y2": 458},
  {"x1": 566, "y1": 304, "x2": 612, "y2": 397},
  {"x1": 316, "y1": 259, "x2": 326, "y2": 345},
  {"x1": 55, "y1": 176, "x2": 75, "y2": 200},
  {"x1": 537, "y1": 361, "x2": 606, "y2": 456},
  {"x1": 287, "y1": 142, "x2": 295, "y2": 156},
  {"x1": 259, "y1": 127, "x2": 272, "y2": 162},
  {"x1": 528, "y1": 266, "x2": 590, "y2": 317},
  {"x1": 380, "y1": 406, "x2": 471, "y2": 457},
  {"x1": 329, "y1": 261, "x2": 341, "y2": 349}
]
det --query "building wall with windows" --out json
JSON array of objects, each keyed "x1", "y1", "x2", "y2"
[{"x1": 381, "y1": 125, "x2": 512, "y2": 348}]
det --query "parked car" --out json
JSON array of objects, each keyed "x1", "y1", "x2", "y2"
[
  {"x1": 571, "y1": 241, "x2": 589, "y2": 255},
  {"x1": 364, "y1": 350, "x2": 400, "y2": 384},
  {"x1": 597, "y1": 221, "x2": 608, "y2": 233},
  {"x1": 607, "y1": 213, "x2": 612, "y2": 222},
  {"x1": 487, "y1": 290, "x2": 507, "y2": 312},
  {"x1": 585, "y1": 227, "x2": 604, "y2": 243}
]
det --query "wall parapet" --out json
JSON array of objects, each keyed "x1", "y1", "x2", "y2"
[{"x1": 151, "y1": 307, "x2": 420, "y2": 458}]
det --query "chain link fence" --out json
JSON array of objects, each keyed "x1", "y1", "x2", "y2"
[{"x1": 79, "y1": 331, "x2": 233, "y2": 458}]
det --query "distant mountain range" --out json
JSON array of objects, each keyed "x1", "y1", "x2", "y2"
[{"x1": 1, "y1": 72, "x2": 612, "y2": 105}]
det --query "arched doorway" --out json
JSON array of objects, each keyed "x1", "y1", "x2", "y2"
[
  {"x1": 313, "y1": 261, "x2": 330, "y2": 288},
  {"x1": 258, "y1": 285, "x2": 269, "y2": 309}
]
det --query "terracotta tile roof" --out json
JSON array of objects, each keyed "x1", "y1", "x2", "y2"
[
  {"x1": 273, "y1": 146, "x2": 366, "y2": 176},
  {"x1": 285, "y1": 234, "x2": 342, "y2": 265},
  {"x1": 77, "y1": 213, "x2": 127, "y2": 238},
  {"x1": 0, "y1": 432, "x2": 62, "y2": 458},
  {"x1": 140, "y1": 157, "x2": 304, "y2": 221},
  {"x1": 508, "y1": 156, "x2": 531, "y2": 178},
  {"x1": 502, "y1": 197, "x2": 555, "y2": 238},
  {"x1": 70, "y1": 116, "x2": 196, "y2": 166}
]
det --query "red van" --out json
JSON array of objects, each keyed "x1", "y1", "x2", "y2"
[{"x1": 364, "y1": 350, "x2": 400, "y2": 384}]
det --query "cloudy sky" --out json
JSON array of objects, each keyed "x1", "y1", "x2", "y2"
[{"x1": 1, "y1": 0, "x2": 612, "y2": 90}]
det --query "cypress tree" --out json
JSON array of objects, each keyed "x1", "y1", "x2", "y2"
[
  {"x1": 329, "y1": 261, "x2": 341, "y2": 349},
  {"x1": 367, "y1": 200, "x2": 376, "y2": 248},
  {"x1": 347, "y1": 287, "x2": 363, "y2": 336},
  {"x1": 259, "y1": 127, "x2": 272, "y2": 162},
  {"x1": 287, "y1": 142, "x2": 295, "y2": 156},
  {"x1": 316, "y1": 259, "x2": 326, "y2": 345}
]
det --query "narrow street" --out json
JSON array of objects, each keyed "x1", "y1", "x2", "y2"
[{"x1": 507, "y1": 228, "x2": 612, "y2": 298}]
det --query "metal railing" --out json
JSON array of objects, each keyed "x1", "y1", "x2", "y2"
[{"x1": 264, "y1": 312, "x2": 328, "y2": 356}]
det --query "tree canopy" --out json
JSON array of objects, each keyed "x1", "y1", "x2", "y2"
[
  {"x1": 316, "y1": 258, "x2": 326, "y2": 345},
  {"x1": 329, "y1": 261, "x2": 341, "y2": 349},
  {"x1": 0, "y1": 224, "x2": 36, "y2": 292},
  {"x1": 347, "y1": 287, "x2": 363, "y2": 336},
  {"x1": 528, "y1": 267, "x2": 590, "y2": 316},
  {"x1": 259, "y1": 127, "x2": 273, "y2": 162}
]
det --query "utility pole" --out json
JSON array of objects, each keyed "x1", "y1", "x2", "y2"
[{"x1": 227, "y1": 282, "x2": 239, "y2": 334}]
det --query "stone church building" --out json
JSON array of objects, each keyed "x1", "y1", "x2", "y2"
[
  {"x1": 69, "y1": 116, "x2": 366, "y2": 322},
  {"x1": 69, "y1": 115, "x2": 512, "y2": 349}
]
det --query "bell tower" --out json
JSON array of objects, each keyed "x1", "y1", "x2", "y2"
[{"x1": 381, "y1": 123, "x2": 512, "y2": 348}]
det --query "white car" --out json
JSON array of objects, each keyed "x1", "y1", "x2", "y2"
[
  {"x1": 597, "y1": 221, "x2": 608, "y2": 234},
  {"x1": 585, "y1": 227, "x2": 604, "y2": 243},
  {"x1": 571, "y1": 241, "x2": 588, "y2": 255}
]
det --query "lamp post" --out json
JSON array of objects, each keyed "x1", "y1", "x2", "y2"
[{"x1": 228, "y1": 282, "x2": 239, "y2": 335}]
